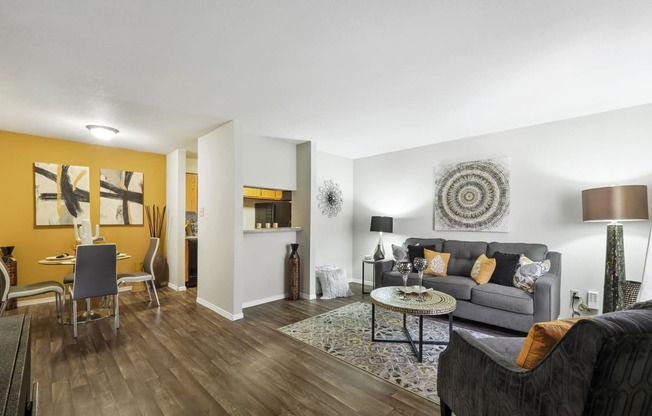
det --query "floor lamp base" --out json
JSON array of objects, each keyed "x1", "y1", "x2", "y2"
[{"x1": 604, "y1": 223, "x2": 626, "y2": 313}]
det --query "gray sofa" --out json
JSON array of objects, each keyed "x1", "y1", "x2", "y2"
[{"x1": 373, "y1": 238, "x2": 561, "y2": 332}]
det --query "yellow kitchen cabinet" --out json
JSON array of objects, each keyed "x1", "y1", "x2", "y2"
[
  {"x1": 243, "y1": 187, "x2": 286, "y2": 200},
  {"x1": 243, "y1": 187, "x2": 261, "y2": 198},
  {"x1": 186, "y1": 173, "x2": 198, "y2": 212}
]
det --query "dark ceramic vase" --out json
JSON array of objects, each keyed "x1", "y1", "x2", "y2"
[
  {"x1": 153, "y1": 249, "x2": 169, "y2": 287},
  {"x1": 289, "y1": 243, "x2": 300, "y2": 300},
  {"x1": 1, "y1": 246, "x2": 14, "y2": 258}
]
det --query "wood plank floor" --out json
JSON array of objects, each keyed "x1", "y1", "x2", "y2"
[{"x1": 4, "y1": 284, "x2": 518, "y2": 416}]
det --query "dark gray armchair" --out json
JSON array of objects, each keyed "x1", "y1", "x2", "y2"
[{"x1": 438, "y1": 301, "x2": 652, "y2": 416}]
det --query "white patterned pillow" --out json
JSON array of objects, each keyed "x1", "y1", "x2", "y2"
[
  {"x1": 513, "y1": 255, "x2": 551, "y2": 292},
  {"x1": 316, "y1": 266, "x2": 353, "y2": 299},
  {"x1": 392, "y1": 244, "x2": 409, "y2": 270}
]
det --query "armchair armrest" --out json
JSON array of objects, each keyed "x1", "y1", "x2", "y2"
[{"x1": 373, "y1": 259, "x2": 394, "y2": 288}]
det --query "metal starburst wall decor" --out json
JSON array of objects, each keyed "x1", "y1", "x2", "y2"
[{"x1": 317, "y1": 179, "x2": 343, "y2": 218}]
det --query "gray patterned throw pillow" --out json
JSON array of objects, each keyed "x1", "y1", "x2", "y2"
[
  {"x1": 513, "y1": 255, "x2": 551, "y2": 292},
  {"x1": 392, "y1": 244, "x2": 409, "y2": 270}
]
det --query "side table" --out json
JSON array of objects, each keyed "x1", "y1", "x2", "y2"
[{"x1": 361, "y1": 259, "x2": 377, "y2": 295}]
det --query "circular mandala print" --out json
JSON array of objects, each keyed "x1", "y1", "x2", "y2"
[{"x1": 435, "y1": 159, "x2": 509, "y2": 231}]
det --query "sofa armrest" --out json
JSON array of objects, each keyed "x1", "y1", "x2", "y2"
[
  {"x1": 373, "y1": 259, "x2": 394, "y2": 288},
  {"x1": 533, "y1": 251, "x2": 562, "y2": 323}
]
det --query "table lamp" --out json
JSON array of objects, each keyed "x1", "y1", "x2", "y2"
[
  {"x1": 370, "y1": 216, "x2": 393, "y2": 261},
  {"x1": 582, "y1": 185, "x2": 649, "y2": 312}
]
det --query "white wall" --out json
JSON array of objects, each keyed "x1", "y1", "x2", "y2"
[
  {"x1": 354, "y1": 103, "x2": 652, "y2": 317},
  {"x1": 242, "y1": 231, "x2": 301, "y2": 307},
  {"x1": 197, "y1": 121, "x2": 244, "y2": 320},
  {"x1": 166, "y1": 149, "x2": 187, "y2": 291},
  {"x1": 242, "y1": 134, "x2": 298, "y2": 190},
  {"x1": 314, "y1": 151, "x2": 354, "y2": 284},
  {"x1": 295, "y1": 142, "x2": 317, "y2": 298},
  {"x1": 186, "y1": 157, "x2": 198, "y2": 174}
]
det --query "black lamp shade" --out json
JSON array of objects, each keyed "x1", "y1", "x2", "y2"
[{"x1": 370, "y1": 216, "x2": 393, "y2": 233}]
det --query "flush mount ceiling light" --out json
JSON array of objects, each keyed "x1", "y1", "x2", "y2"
[{"x1": 86, "y1": 125, "x2": 119, "y2": 140}]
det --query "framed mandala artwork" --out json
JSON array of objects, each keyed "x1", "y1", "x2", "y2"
[
  {"x1": 434, "y1": 157, "x2": 510, "y2": 232},
  {"x1": 316, "y1": 179, "x2": 343, "y2": 218}
]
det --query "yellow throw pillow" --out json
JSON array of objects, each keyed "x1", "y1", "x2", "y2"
[
  {"x1": 516, "y1": 317, "x2": 587, "y2": 369},
  {"x1": 470, "y1": 254, "x2": 496, "y2": 284},
  {"x1": 423, "y1": 248, "x2": 451, "y2": 276}
]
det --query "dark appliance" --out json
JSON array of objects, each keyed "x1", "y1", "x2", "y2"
[
  {"x1": 255, "y1": 202, "x2": 292, "y2": 227},
  {"x1": 187, "y1": 239, "x2": 197, "y2": 288}
]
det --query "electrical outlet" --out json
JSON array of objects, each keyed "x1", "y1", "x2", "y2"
[
  {"x1": 588, "y1": 291, "x2": 599, "y2": 310},
  {"x1": 570, "y1": 289, "x2": 580, "y2": 300}
]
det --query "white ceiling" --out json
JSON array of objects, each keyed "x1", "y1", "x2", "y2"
[{"x1": 1, "y1": 1, "x2": 652, "y2": 159}]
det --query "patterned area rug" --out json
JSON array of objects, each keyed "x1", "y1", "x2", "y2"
[{"x1": 278, "y1": 302, "x2": 492, "y2": 404}]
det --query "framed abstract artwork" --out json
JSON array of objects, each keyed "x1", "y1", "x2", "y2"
[
  {"x1": 34, "y1": 162, "x2": 90, "y2": 226},
  {"x1": 100, "y1": 169, "x2": 144, "y2": 225},
  {"x1": 434, "y1": 157, "x2": 510, "y2": 232}
]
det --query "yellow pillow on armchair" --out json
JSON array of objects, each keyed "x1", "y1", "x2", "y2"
[{"x1": 516, "y1": 317, "x2": 587, "y2": 369}]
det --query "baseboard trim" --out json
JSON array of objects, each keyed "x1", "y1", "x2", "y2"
[
  {"x1": 196, "y1": 297, "x2": 244, "y2": 321},
  {"x1": 167, "y1": 282, "x2": 187, "y2": 291},
  {"x1": 242, "y1": 293, "x2": 287, "y2": 309}
]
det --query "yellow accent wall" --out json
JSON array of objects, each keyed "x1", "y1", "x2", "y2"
[{"x1": 0, "y1": 130, "x2": 166, "y2": 290}]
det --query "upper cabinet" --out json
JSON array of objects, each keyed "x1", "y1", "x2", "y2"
[
  {"x1": 243, "y1": 187, "x2": 289, "y2": 201},
  {"x1": 186, "y1": 173, "x2": 198, "y2": 212}
]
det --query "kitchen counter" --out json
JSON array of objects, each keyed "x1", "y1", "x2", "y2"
[
  {"x1": 186, "y1": 236, "x2": 198, "y2": 240},
  {"x1": 243, "y1": 227, "x2": 302, "y2": 234}
]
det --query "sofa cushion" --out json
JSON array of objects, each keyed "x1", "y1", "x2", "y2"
[
  {"x1": 424, "y1": 249, "x2": 451, "y2": 276},
  {"x1": 487, "y1": 242, "x2": 548, "y2": 262},
  {"x1": 490, "y1": 252, "x2": 521, "y2": 286},
  {"x1": 443, "y1": 240, "x2": 488, "y2": 276},
  {"x1": 422, "y1": 275, "x2": 476, "y2": 300},
  {"x1": 472, "y1": 283, "x2": 534, "y2": 314},
  {"x1": 391, "y1": 244, "x2": 409, "y2": 270},
  {"x1": 513, "y1": 255, "x2": 552, "y2": 292},
  {"x1": 407, "y1": 244, "x2": 439, "y2": 272},
  {"x1": 404, "y1": 238, "x2": 445, "y2": 252},
  {"x1": 470, "y1": 254, "x2": 496, "y2": 284},
  {"x1": 382, "y1": 270, "x2": 422, "y2": 288}
]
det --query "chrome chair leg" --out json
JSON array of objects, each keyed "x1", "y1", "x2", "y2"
[
  {"x1": 151, "y1": 280, "x2": 160, "y2": 307},
  {"x1": 114, "y1": 293, "x2": 120, "y2": 329},
  {"x1": 73, "y1": 299, "x2": 78, "y2": 337}
]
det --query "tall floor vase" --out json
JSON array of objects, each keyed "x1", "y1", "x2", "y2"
[{"x1": 289, "y1": 244, "x2": 300, "y2": 300}]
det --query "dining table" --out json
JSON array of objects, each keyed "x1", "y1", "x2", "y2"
[{"x1": 38, "y1": 252, "x2": 131, "y2": 324}]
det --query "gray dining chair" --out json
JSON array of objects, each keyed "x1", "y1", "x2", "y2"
[
  {"x1": 71, "y1": 243, "x2": 119, "y2": 337},
  {"x1": 117, "y1": 237, "x2": 160, "y2": 307},
  {"x1": 0, "y1": 257, "x2": 64, "y2": 319}
]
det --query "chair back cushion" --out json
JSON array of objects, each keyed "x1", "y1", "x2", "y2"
[
  {"x1": 143, "y1": 237, "x2": 159, "y2": 276},
  {"x1": 73, "y1": 244, "x2": 118, "y2": 300}
]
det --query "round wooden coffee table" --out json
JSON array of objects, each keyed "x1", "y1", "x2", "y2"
[{"x1": 370, "y1": 286, "x2": 457, "y2": 362}]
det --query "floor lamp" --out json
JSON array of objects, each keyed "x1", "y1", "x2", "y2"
[
  {"x1": 370, "y1": 216, "x2": 393, "y2": 261},
  {"x1": 582, "y1": 185, "x2": 649, "y2": 313}
]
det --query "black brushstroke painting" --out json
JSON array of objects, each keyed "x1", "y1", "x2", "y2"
[
  {"x1": 100, "y1": 170, "x2": 144, "y2": 225},
  {"x1": 35, "y1": 164, "x2": 89, "y2": 220}
]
